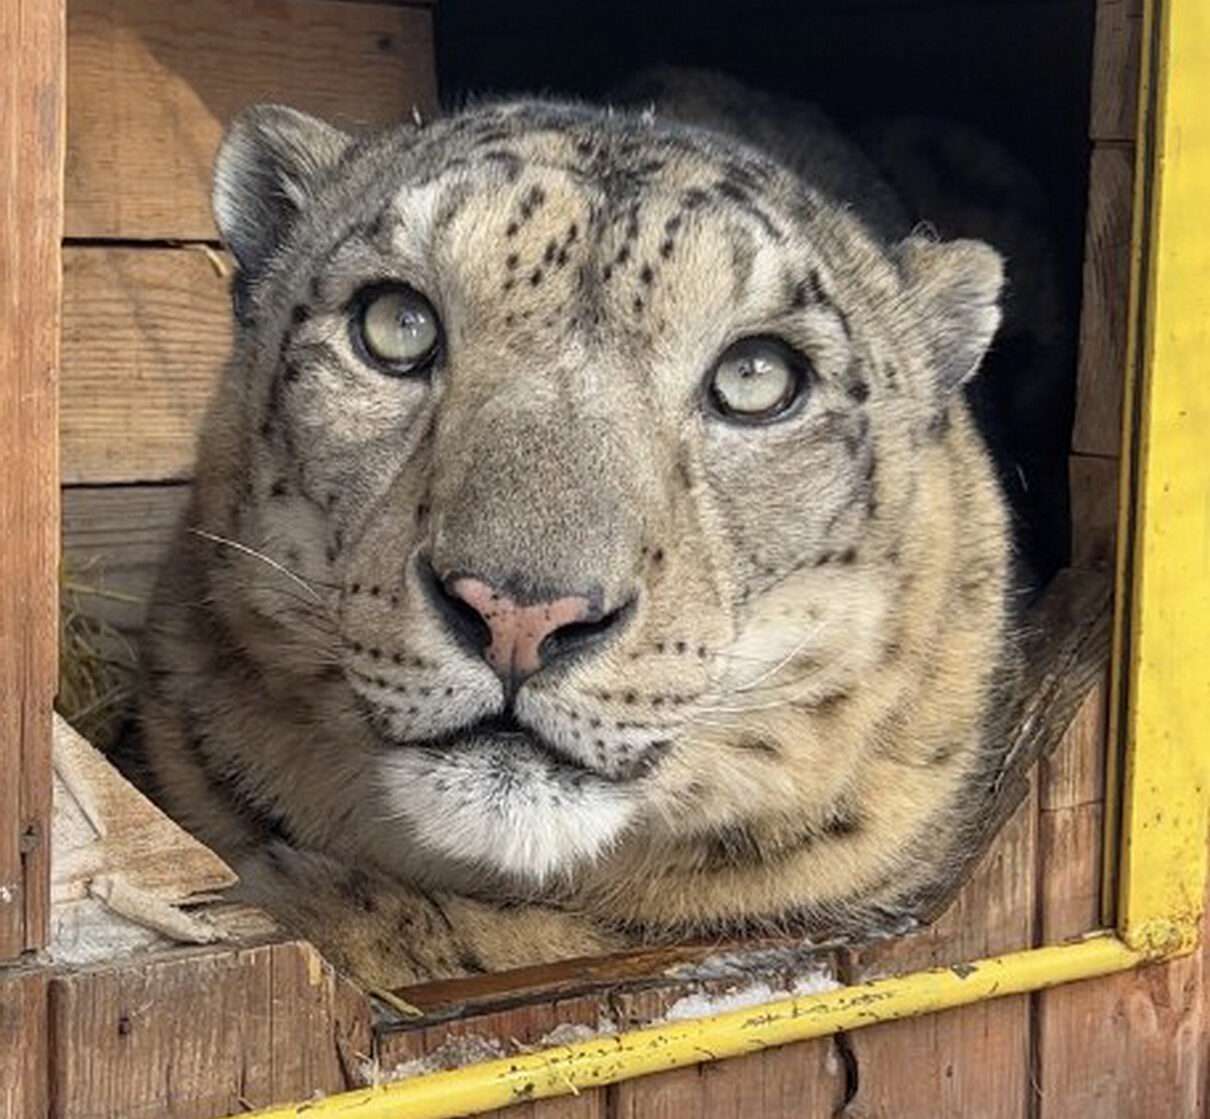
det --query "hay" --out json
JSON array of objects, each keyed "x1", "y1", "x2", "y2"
[{"x1": 58, "y1": 558, "x2": 141, "y2": 748}]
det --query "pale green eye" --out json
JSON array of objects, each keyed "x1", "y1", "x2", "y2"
[
  {"x1": 357, "y1": 286, "x2": 440, "y2": 372},
  {"x1": 709, "y1": 337, "x2": 808, "y2": 422}
]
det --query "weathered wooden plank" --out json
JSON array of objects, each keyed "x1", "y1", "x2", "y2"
[
  {"x1": 1090, "y1": 0, "x2": 1143, "y2": 143},
  {"x1": 1072, "y1": 146, "x2": 1134, "y2": 457},
  {"x1": 62, "y1": 484, "x2": 189, "y2": 638},
  {"x1": 0, "y1": 970, "x2": 49, "y2": 1119},
  {"x1": 1037, "y1": 677, "x2": 1108, "y2": 944},
  {"x1": 0, "y1": 0, "x2": 64, "y2": 959},
  {"x1": 66, "y1": 0, "x2": 436, "y2": 240},
  {"x1": 1069, "y1": 453, "x2": 1120, "y2": 571},
  {"x1": 47, "y1": 938, "x2": 369, "y2": 1119},
  {"x1": 1033, "y1": 952, "x2": 1206, "y2": 1117},
  {"x1": 840, "y1": 776, "x2": 1039, "y2": 1119},
  {"x1": 62, "y1": 247, "x2": 230, "y2": 484}
]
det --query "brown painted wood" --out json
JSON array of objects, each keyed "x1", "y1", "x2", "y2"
[
  {"x1": 66, "y1": 0, "x2": 437, "y2": 240},
  {"x1": 839, "y1": 775, "x2": 1039, "y2": 1119},
  {"x1": 0, "y1": 970, "x2": 49, "y2": 1119},
  {"x1": 61, "y1": 247, "x2": 231, "y2": 484},
  {"x1": 0, "y1": 0, "x2": 64, "y2": 959},
  {"x1": 1072, "y1": 146, "x2": 1135, "y2": 458},
  {"x1": 47, "y1": 938, "x2": 370, "y2": 1119},
  {"x1": 1090, "y1": 0, "x2": 1143, "y2": 143},
  {"x1": 1069, "y1": 453, "x2": 1120, "y2": 571}
]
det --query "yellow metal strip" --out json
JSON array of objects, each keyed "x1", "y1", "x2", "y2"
[
  {"x1": 1101, "y1": 0, "x2": 1158, "y2": 929},
  {"x1": 242, "y1": 936, "x2": 1144, "y2": 1119},
  {"x1": 1115, "y1": 0, "x2": 1210, "y2": 955}
]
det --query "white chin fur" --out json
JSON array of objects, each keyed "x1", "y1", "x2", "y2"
[{"x1": 379, "y1": 745, "x2": 635, "y2": 882}]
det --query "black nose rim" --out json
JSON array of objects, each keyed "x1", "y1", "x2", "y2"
[
  {"x1": 416, "y1": 557, "x2": 492, "y2": 658},
  {"x1": 537, "y1": 595, "x2": 638, "y2": 668}
]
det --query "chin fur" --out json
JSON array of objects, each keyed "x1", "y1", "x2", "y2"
[{"x1": 378, "y1": 741, "x2": 637, "y2": 882}]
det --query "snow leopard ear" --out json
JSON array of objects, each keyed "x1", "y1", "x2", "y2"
[
  {"x1": 896, "y1": 235, "x2": 1005, "y2": 396},
  {"x1": 213, "y1": 105, "x2": 352, "y2": 282}
]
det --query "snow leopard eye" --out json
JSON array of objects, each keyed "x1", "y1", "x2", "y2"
[
  {"x1": 708, "y1": 336, "x2": 810, "y2": 423},
  {"x1": 353, "y1": 284, "x2": 441, "y2": 373}
]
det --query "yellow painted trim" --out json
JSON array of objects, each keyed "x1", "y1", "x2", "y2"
[
  {"x1": 242, "y1": 936, "x2": 1146, "y2": 1118},
  {"x1": 1101, "y1": 0, "x2": 1159, "y2": 928},
  {"x1": 1114, "y1": 0, "x2": 1210, "y2": 955}
]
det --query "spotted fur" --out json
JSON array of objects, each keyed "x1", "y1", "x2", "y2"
[{"x1": 137, "y1": 70, "x2": 1020, "y2": 986}]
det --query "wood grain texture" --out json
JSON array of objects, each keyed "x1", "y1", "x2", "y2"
[
  {"x1": 62, "y1": 247, "x2": 231, "y2": 484},
  {"x1": 1089, "y1": 0, "x2": 1143, "y2": 142},
  {"x1": 62, "y1": 484, "x2": 189, "y2": 636},
  {"x1": 839, "y1": 777, "x2": 1039, "y2": 1119},
  {"x1": 1072, "y1": 145, "x2": 1135, "y2": 457},
  {"x1": 1070, "y1": 453, "x2": 1120, "y2": 570},
  {"x1": 610, "y1": 1043, "x2": 844, "y2": 1119},
  {"x1": 66, "y1": 0, "x2": 437, "y2": 240},
  {"x1": 0, "y1": 970, "x2": 49, "y2": 1119},
  {"x1": 1033, "y1": 952, "x2": 1206, "y2": 1118},
  {"x1": 47, "y1": 938, "x2": 370, "y2": 1119},
  {"x1": 607, "y1": 984, "x2": 845, "y2": 1119},
  {"x1": 1037, "y1": 676, "x2": 1108, "y2": 944},
  {"x1": 0, "y1": 0, "x2": 64, "y2": 959}
]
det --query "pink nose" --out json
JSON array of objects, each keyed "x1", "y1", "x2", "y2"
[{"x1": 449, "y1": 577, "x2": 594, "y2": 678}]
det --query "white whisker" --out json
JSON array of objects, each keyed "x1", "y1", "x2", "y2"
[{"x1": 191, "y1": 528, "x2": 326, "y2": 603}]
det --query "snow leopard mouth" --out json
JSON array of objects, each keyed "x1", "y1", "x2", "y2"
[
  {"x1": 383, "y1": 708, "x2": 595, "y2": 772},
  {"x1": 380, "y1": 708, "x2": 668, "y2": 784}
]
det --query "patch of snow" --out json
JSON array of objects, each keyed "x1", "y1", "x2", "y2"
[
  {"x1": 660, "y1": 970, "x2": 841, "y2": 1023},
  {"x1": 359, "y1": 1034, "x2": 507, "y2": 1087}
]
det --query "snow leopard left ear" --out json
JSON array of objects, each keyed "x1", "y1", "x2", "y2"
[
  {"x1": 896, "y1": 235, "x2": 1005, "y2": 397},
  {"x1": 213, "y1": 105, "x2": 352, "y2": 285}
]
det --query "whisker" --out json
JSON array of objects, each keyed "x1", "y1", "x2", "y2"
[
  {"x1": 190, "y1": 528, "x2": 326, "y2": 603},
  {"x1": 731, "y1": 630, "x2": 819, "y2": 694}
]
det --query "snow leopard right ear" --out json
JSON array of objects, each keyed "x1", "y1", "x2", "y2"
[{"x1": 213, "y1": 105, "x2": 352, "y2": 285}]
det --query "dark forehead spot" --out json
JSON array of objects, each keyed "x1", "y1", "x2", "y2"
[{"x1": 481, "y1": 149, "x2": 523, "y2": 181}]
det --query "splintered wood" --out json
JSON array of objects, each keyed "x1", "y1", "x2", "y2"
[{"x1": 50, "y1": 716, "x2": 236, "y2": 966}]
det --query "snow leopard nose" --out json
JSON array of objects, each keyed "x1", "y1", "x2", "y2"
[{"x1": 433, "y1": 573, "x2": 621, "y2": 681}]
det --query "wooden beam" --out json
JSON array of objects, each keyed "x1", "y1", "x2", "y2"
[
  {"x1": 0, "y1": 0, "x2": 64, "y2": 958},
  {"x1": 1072, "y1": 146, "x2": 1135, "y2": 458},
  {"x1": 1090, "y1": 0, "x2": 1144, "y2": 143}
]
